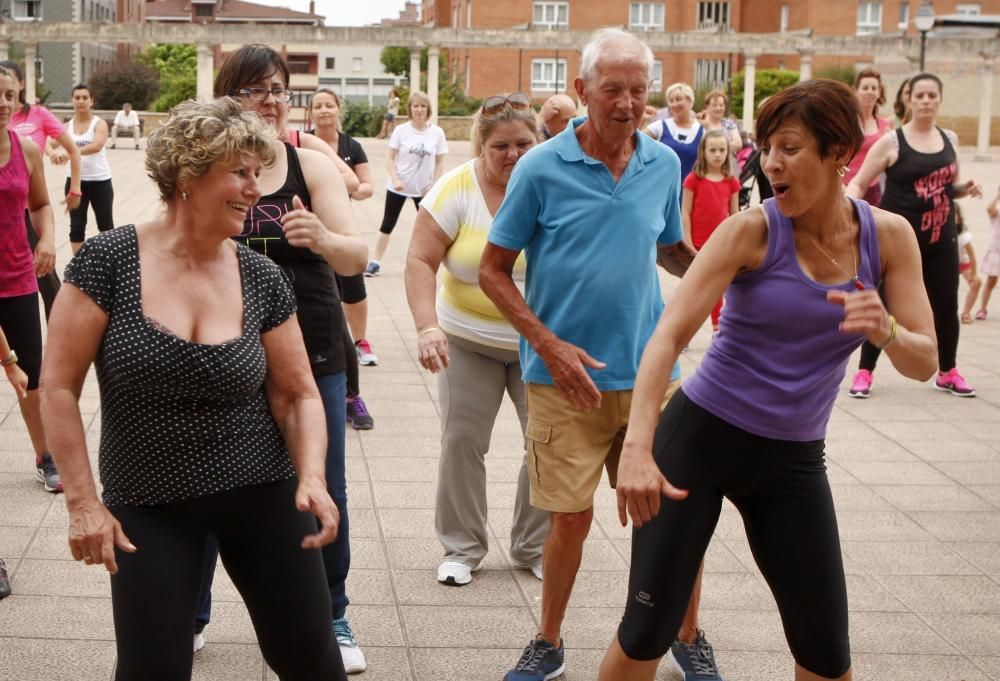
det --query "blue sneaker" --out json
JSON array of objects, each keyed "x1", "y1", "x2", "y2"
[
  {"x1": 333, "y1": 617, "x2": 367, "y2": 674},
  {"x1": 364, "y1": 261, "x2": 380, "y2": 277},
  {"x1": 0, "y1": 558, "x2": 11, "y2": 599},
  {"x1": 668, "y1": 629, "x2": 724, "y2": 680},
  {"x1": 504, "y1": 637, "x2": 565, "y2": 681}
]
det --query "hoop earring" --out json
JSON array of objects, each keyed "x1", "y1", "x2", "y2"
[
  {"x1": 837, "y1": 166, "x2": 847, "y2": 178},
  {"x1": 181, "y1": 191, "x2": 189, "y2": 200}
]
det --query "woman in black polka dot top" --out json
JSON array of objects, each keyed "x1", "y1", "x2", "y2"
[{"x1": 40, "y1": 98, "x2": 350, "y2": 681}]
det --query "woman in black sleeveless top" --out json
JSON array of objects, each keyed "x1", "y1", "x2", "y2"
[
  {"x1": 846, "y1": 72, "x2": 983, "y2": 397},
  {"x1": 195, "y1": 45, "x2": 369, "y2": 673}
]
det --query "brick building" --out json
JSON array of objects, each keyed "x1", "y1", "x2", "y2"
[{"x1": 431, "y1": 0, "x2": 1000, "y2": 101}]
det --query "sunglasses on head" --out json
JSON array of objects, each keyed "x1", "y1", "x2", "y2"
[{"x1": 481, "y1": 92, "x2": 531, "y2": 115}]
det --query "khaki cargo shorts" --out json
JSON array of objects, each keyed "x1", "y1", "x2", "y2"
[{"x1": 524, "y1": 379, "x2": 681, "y2": 513}]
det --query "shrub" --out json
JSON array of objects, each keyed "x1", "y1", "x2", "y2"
[
  {"x1": 730, "y1": 69, "x2": 800, "y2": 118},
  {"x1": 88, "y1": 61, "x2": 159, "y2": 110}
]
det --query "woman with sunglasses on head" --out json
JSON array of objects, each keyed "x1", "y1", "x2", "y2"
[
  {"x1": 404, "y1": 92, "x2": 549, "y2": 586},
  {"x1": 205, "y1": 44, "x2": 369, "y2": 674},
  {"x1": 366, "y1": 91, "x2": 448, "y2": 277},
  {"x1": 1, "y1": 60, "x2": 81, "y2": 320}
]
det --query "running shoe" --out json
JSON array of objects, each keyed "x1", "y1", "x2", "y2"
[
  {"x1": 934, "y1": 368, "x2": 976, "y2": 397},
  {"x1": 437, "y1": 560, "x2": 474, "y2": 586},
  {"x1": 333, "y1": 617, "x2": 367, "y2": 674},
  {"x1": 35, "y1": 454, "x2": 63, "y2": 493},
  {"x1": 346, "y1": 394, "x2": 374, "y2": 430},
  {"x1": 504, "y1": 637, "x2": 565, "y2": 681},
  {"x1": 355, "y1": 339, "x2": 378, "y2": 366},
  {"x1": 364, "y1": 261, "x2": 380, "y2": 277},
  {"x1": 848, "y1": 369, "x2": 873, "y2": 399},
  {"x1": 975, "y1": 309, "x2": 988, "y2": 320},
  {"x1": 511, "y1": 558, "x2": 543, "y2": 581},
  {"x1": 193, "y1": 633, "x2": 205, "y2": 653},
  {"x1": 0, "y1": 558, "x2": 11, "y2": 599},
  {"x1": 668, "y1": 629, "x2": 724, "y2": 680}
]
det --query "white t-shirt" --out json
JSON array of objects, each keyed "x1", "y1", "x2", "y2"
[
  {"x1": 387, "y1": 122, "x2": 448, "y2": 197},
  {"x1": 421, "y1": 160, "x2": 526, "y2": 350},
  {"x1": 114, "y1": 110, "x2": 139, "y2": 128},
  {"x1": 647, "y1": 118, "x2": 702, "y2": 145},
  {"x1": 958, "y1": 230, "x2": 972, "y2": 264}
]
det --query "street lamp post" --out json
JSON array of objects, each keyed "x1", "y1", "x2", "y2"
[{"x1": 914, "y1": 0, "x2": 935, "y2": 71}]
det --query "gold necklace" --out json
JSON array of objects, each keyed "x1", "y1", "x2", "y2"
[{"x1": 808, "y1": 236, "x2": 865, "y2": 290}]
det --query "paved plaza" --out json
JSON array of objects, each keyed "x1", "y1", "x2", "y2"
[{"x1": 1, "y1": 136, "x2": 999, "y2": 681}]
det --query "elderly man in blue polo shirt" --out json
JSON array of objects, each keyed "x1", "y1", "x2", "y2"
[{"x1": 481, "y1": 27, "x2": 722, "y2": 681}]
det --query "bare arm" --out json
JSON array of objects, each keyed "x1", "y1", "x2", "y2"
[
  {"x1": 0, "y1": 325, "x2": 28, "y2": 399},
  {"x1": 729, "y1": 189, "x2": 739, "y2": 215},
  {"x1": 77, "y1": 119, "x2": 109, "y2": 156},
  {"x1": 987, "y1": 191, "x2": 999, "y2": 218},
  {"x1": 845, "y1": 132, "x2": 896, "y2": 199},
  {"x1": 681, "y1": 187, "x2": 694, "y2": 250},
  {"x1": 656, "y1": 240, "x2": 696, "y2": 278},
  {"x1": 40, "y1": 285, "x2": 135, "y2": 574},
  {"x1": 52, "y1": 130, "x2": 82, "y2": 199},
  {"x1": 284, "y1": 148, "x2": 368, "y2": 275},
  {"x1": 299, "y1": 132, "x2": 360, "y2": 195},
  {"x1": 22, "y1": 138, "x2": 55, "y2": 277},
  {"x1": 387, "y1": 147, "x2": 403, "y2": 191},
  {"x1": 351, "y1": 162, "x2": 374, "y2": 201},
  {"x1": 262, "y1": 315, "x2": 339, "y2": 548},
  {"x1": 404, "y1": 207, "x2": 453, "y2": 373},
  {"x1": 480, "y1": 242, "x2": 606, "y2": 411}
]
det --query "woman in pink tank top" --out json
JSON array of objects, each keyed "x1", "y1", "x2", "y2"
[{"x1": 0, "y1": 64, "x2": 63, "y2": 505}]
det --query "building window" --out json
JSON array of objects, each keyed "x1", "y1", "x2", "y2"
[
  {"x1": 955, "y1": 3, "x2": 981, "y2": 16},
  {"x1": 352, "y1": 57, "x2": 363, "y2": 72},
  {"x1": 651, "y1": 60, "x2": 663, "y2": 92},
  {"x1": 856, "y1": 2, "x2": 882, "y2": 35},
  {"x1": 12, "y1": 0, "x2": 42, "y2": 19},
  {"x1": 288, "y1": 59, "x2": 311, "y2": 75},
  {"x1": 533, "y1": 2, "x2": 568, "y2": 29},
  {"x1": 531, "y1": 58, "x2": 567, "y2": 92},
  {"x1": 194, "y1": 4, "x2": 213, "y2": 16},
  {"x1": 629, "y1": 3, "x2": 664, "y2": 31},
  {"x1": 325, "y1": 57, "x2": 335, "y2": 70},
  {"x1": 780, "y1": 3, "x2": 789, "y2": 32},
  {"x1": 34, "y1": 57, "x2": 43, "y2": 84},
  {"x1": 898, "y1": 3, "x2": 909, "y2": 30},
  {"x1": 695, "y1": 59, "x2": 729, "y2": 90},
  {"x1": 697, "y1": 2, "x2": 730, "y2": 30}
]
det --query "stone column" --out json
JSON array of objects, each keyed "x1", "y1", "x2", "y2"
[
  {"x1": 975, "y1": 54, "x2": 996, "y2": 162},
  {"x1": 0, "y1": 39, "x2": 9, "y2": 62},
  {"x1": 23, "y1": 43, "x2": 37, "y2": 107},
  {"x1": 742, "y1": 50, "x2": 759, "y2": 133},
  {"x1": 798, "y1": 50, "x2": 813, "y2": 82},
  {"x1": 196, "y1": 43, "x2": 213, "y2": 102},
  {"x1": 427, "y1": 46, "x2": 440, "y2": 125},
  {"x1": 410, "y1": 48, "x2": 422, "y2": 94}
]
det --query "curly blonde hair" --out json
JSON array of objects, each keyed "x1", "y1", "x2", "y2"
[{"x1": 145, "y1": 97, "x2": 277, "y2": 202}]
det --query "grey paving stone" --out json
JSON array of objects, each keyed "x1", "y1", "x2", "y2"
[
  {"x1": 877, "y1": 575, "x2": 1000, "y2": 614},
  {"x1": 871, "y1": 484, "x2": 997, "y2": 512},
  {"x1": 851, "y1": 652, "x2": 992, "y2": 680},
  {"x1": 908, "y1": 511, "x2": 1000, "y2": 542},
  {"x1": 0, "y1": 525, "x2": 35, "y2": 561},
  {"x1": 838, "y1": 460, "x2": 955, "y2": 485},
  {"x1": 191, "y1": 642, "x2": 264, "y2": 680},
  {"x1": 0, "y1": 638, "x2": 116, "y2": 681},
  {"x1": 952, "y1": 542, "x2": 1000, "y2": 576},
  {"x1": 401, "y1": 604, "x2": 536, "y2": 648},
  {"x1": 347, "y1": 568, "x2": 396, "y2": 605},
  {"x1": 384, "y1": 536, "x2": 510, "y2": 572},
  {"x1": 928, "y1": 614, "x2": 1000, "y2": 655},
  {"x1": 411, "y1": 647, "x2": 522, "y2": 681},
  {"x1": 393, "y1": 568, "x2": 524, "y2": 606},
  {"x1": 841, "y1": 540, "x2": 983, "y2": 576},
  {"x1": 849, "y1": 611, "x2": 959, "y2": 654},
  {"x1": 10, "y1": 559, "x2": 111, "y2": 598},
  {"x1": 0, "y1": 595, "x2": 115, "y2": 640},
  {"x1": 971, "y1": 655, "x2": 1000, "y2": 680}
]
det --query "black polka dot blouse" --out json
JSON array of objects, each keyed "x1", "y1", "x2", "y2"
[{"x1": 63, "y1": 226, "x2": 299, "y2": 507}]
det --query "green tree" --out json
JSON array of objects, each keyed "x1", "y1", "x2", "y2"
[
  {"x1": 816, "y1": 65, "x2": 857, "y2": 86},
  {"x1": 380, "y1": 47, "x2": 481, "y2": 116},
  {"x1": 89, "y1": 61, "x2": 159, "y2": 110},
  {"x1": 730, "y1": 69, "x2": 800, "y2": 118},
  {"x1": 380, "y1": 46, "x2": 411, "y2": 76},
  {"x1": 139, "y1": 44, "x2": 197, "y2": 112}
]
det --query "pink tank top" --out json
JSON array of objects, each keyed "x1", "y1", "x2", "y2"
[{"x1": 0, "y1": 129, "x2": 37, "y2": 298}]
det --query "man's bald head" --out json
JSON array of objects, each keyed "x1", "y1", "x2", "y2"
[{"x1": 539, "y1": 94, "x2": 577, "y2": 137}]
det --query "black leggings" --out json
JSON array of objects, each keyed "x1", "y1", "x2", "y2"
[
  {"x1": 66, "y1": 178, "x2": 115, "y2": 244},
  {"x1": 0, "y1": 292, "x2": 42, "y2": 390},
  {"x1": 618, "y1": 390, "x2": 850, "y2": 679},
  {"x1": 860, "y1": 239, "x2": 959, "y2": 373},
  {"x1": 379, "y1": 190, "x2": 421, "y2": 235},
  {"x1": 109, "y1": 478, "x2": 346, "y2": 681},
  {"x1": 25, "y1": 212, "x2": 61, "y2": 320}
]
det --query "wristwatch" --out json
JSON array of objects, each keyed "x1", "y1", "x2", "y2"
[{"x1": 1, "y1": 350, "x2": 17, "y2": 367}]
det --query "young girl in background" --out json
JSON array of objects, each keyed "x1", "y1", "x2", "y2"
[
  {"x1": 975, "y1": 186, "x2": 1000, "y2": 320},
  {"x1": 955, "y1": 206, "x2": 981, "y2": 324},
  {"x1": 681, "y1": 129, "x2": 740, "y2": 332}
]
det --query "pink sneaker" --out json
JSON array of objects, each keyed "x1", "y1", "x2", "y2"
[
  {"x1": 934, "y1": 368, "x2": 976, "y2": 397},
  {"x1": 848, "y1": 369, "x2": 873, "y2": 398}
]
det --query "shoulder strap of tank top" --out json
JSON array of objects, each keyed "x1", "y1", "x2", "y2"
[
  {"x1": 287, "y1": 129, "x2": 300, "y2": 148},
  {"x1": 936, "y1": 126, "x2": 955, "y2": 153},
  {"x1": 894, "y1": 126, "x2": 909, "y2": 152},
  {"x1": 759, "y1": 198, "x2": 788, "y2": 270},
  {"x1": 87, "y1": 116, "x2": 99, "y2": 136},
  {"x1": 283, "y1": 142, "x2": 312, "y2": 208},
  {"x1": 850, "y1": 198, "x2": 882, "y2": 286}
]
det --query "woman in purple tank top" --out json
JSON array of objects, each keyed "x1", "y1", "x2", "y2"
[{"x1": 598, "y1": 81, "x2": 938, "y2": 681}]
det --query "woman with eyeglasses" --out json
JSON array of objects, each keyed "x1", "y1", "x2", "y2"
[
  {"x1": 204, "y1": 44, "x2": 369, "y2": 674},
  {"x1": 404, "y1": 93, "x2": 549, "y2": 586},
  {"x1": 366, "y1": 91, "x2": 448, "y2": 277}
]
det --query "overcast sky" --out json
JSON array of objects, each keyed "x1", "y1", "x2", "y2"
[{"x1": 249, "y1": 0, "x2": 413, "y2": 26}]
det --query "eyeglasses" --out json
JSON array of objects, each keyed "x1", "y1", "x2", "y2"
[
  {"x1": 237, "y1": 87, "x2": 294, "y2": 103},
  {"x1": 481, "y1": 92, "x2": 531, "y2": 115}
]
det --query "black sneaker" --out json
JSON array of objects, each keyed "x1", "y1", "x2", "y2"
[
  {"x1": 668, "y1": 629, "x2": 724, "y2": 680},
  {"x1": 35, "y1": 453, "x2": 63, "y2": 493},
  {"x1": 504, "y1": 637, "x2": 565, "y2": 681},
  {"x1": 0, "y1": 558, "x2": 11, "y2": 599},
  {"x1": 346, "y1": 394, "x2": 374, "y2": 430}
]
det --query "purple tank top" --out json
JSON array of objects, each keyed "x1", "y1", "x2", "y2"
[
  {"x1": 682, "y1": 198, "x2": 881, "y2": 441},
  {"x1": 0, "y1": 129, "x2": 36, "y2": 298}
]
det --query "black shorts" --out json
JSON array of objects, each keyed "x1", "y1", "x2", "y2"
[
  {"x1": 618, "y1": 389, "x2": 851, "y2": 679},
  {"x1": 0, "y1": 292, "x2": 43, "y2": 390}
]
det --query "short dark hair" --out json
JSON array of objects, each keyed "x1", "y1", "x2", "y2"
[
  {"x1": 214, "y1": 44, "x2": 290, "y2": 99},
  {"x1": 755, "y1": 79, "x2": 863, "y2": 162},
  {"x1": 72, "y1": 83, "x2": 92, "y2": 97},
  {"x1": 908, "y1": 72, "x2": 943, "y2": 97}
]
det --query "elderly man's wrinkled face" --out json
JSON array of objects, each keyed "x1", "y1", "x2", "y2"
[{"x1": 577, "y1": 54, "x2": 649, "y2": 146}]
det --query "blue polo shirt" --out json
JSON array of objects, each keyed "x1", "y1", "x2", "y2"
[{"x1": 489, "y1": 117, "x2": 683, "y2": 390}]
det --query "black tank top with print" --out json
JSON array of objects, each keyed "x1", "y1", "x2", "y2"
[
  {"x1": 233, "y1": 143, "x2": 345, "y2": 376},
  {"x1": 880, "y1": 127, "x2": 957, "y2": 252}
]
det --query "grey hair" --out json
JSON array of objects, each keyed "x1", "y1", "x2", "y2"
[{"x1": 579, "y1": 28, "x2": 654, "y2": 84}]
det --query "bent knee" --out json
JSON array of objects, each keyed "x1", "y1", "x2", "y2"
[
  {"x1": 793, "y1": 641, "x2": 851, "y2": 679},
  {"x1": 550, "y1": 508, "x2": 593, "y2": 535},
  {"x1": 616, "y1": 622, "x2": 673, "y2": 662}
]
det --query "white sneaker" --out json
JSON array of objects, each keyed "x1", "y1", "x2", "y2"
[
  {"x1": 437, "y1": 560, "x2": 474, "y2": 586},
  {"x1": 354, "y1": 339, "x2": 379, "y2": 366},
  {"x1": 512, "y1": 560, "x2": 543, "y2": 581},
  {"x1": 193, "y1": 632, "x2": 205, "y2": 653},
  {"x1": 333, "y1": 617, "x2": 367, "y2": 674}
]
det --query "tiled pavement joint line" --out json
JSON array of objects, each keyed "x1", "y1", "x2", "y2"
[{"x1": 909, "y1": 608, "x2": 992, "y2": 677}]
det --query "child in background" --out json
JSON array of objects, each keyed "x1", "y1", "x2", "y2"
[
  {"x1": 681, "y1": 129, "x2": 740, "y2": 332},
  {"x1": 956, "y1": 206, "x2": 982, "y2": 324},
  {"x1": 975, "y1": 186, "x2": 1000, "y2": 320}
]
